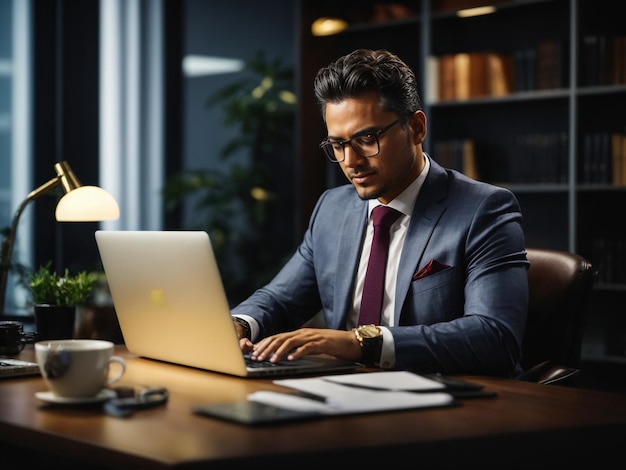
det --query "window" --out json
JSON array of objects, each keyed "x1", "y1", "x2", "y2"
[{"x1": 0, "y1": 0, "x2": 33, "y2": 315}]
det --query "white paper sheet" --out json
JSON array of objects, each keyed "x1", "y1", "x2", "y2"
[
  {"x1": 247, "y1": 372, "x2": 455, "y2": 415},
  {"x1": 320, "y1": 370, "x2": 447, "y2": 391}
]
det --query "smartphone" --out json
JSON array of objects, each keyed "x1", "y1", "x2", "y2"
[
  {"x1": 192, "y1": 401, "x2": 320, "y2": 425},
  {"x1": 422, "y1": 373, "x2": 497, "y2": 399}
]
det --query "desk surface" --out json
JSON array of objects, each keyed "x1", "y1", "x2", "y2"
[{"x1": 1, "y1": 346, "x2": 625, "y2": 469}]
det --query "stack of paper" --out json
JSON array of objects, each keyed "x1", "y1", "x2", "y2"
[{"x1": 248, "y1": 371, "x2": 456, "y2": 415}]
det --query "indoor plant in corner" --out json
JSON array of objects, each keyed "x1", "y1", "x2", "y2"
[
  {"x1": 163, "y1": 50, "x2": 296, "y2": 305},
  {"x1": 27, "y1": 261, "x2": 97, "y2": 341}
]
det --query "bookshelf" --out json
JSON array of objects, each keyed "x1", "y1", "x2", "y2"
[{"x1": 297, "y1": 0, "x2": 626, "y2": 373}]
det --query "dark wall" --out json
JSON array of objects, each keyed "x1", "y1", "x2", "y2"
[
  {"x1": 181, "y1": 0, "x2": 296, "y2": 208},
  {"x1": 33, "y1": 0, "x2": 101, "y2": 274}
]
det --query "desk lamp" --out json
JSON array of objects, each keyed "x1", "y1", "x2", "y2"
[{"x1": 0, "y1": 161, "x2": 120, "y2": 312}]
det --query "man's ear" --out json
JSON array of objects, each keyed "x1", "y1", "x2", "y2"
[{"x1": 408, "y1": 110, "x2": 427, "y2": 145}]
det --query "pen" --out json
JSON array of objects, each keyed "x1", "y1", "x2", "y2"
[{"x1": 293, "y1": 391, "x2": 328, "y2": 403}]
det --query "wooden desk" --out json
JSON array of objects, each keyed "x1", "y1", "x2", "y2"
[{"x1": 1, "y1": 346, "x2": 625, "y2": 469}]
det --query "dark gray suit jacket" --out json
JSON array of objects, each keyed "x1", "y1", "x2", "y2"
[{"x1": 232, "y1": 156, "x2": 529, "y2": 378}]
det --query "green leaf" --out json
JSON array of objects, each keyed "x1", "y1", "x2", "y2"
[{"x1": 27, "y1": 261, "x2": 97, "y2": 306}]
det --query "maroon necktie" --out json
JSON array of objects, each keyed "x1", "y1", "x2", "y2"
[{"x1": 358, "y1": 206, "x2": 402, "y2": 325}]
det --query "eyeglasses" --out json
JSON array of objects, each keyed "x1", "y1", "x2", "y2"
[{"x1": 319, "y1": 118, "x2": 402, "y2": 163}]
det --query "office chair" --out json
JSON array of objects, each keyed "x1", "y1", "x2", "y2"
[{"x1": 522, "y1": 248, "x2": 598, "y2": 385}]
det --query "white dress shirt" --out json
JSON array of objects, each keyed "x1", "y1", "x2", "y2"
[{"x1": 348, "y1": 155, "x2": 429, "y2": 367}]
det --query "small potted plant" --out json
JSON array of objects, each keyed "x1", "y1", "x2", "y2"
[{"x1": 27, "y1": 261, "x2": 98, "y2": 341}]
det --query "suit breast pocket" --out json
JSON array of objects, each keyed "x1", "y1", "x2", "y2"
[
  {"x1": 405, "y1": 268, "x2": 462, "y2": 324},
  {"x1": 410, "y1": 266, "x2": 456, "y2": 294}
]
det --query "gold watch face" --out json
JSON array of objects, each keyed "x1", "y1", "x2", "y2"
[{"x1": 358, "y1": 324, "x2": 381, "y2": 339}]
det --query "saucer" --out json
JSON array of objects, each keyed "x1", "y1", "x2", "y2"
[{"x1": 35, "y1": 389, "x2": 117, "y2": 405}]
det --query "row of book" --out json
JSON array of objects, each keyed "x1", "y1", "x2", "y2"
[
  {"x1": 432, "y1": 132, "x2": 569, "y2": 185},
  {"x1": 508, "y1": 133, "x2": 569, "y2": 184},
  {"x1": 426, "y1": 39, "x2": 568, "y2": 102},
  {"x1": 426, "y1": 33, "x2": 626, "y2": 102},
  {"x1": 433, "y1": 132, "x2": 626, "y2": 187},
  {"x1": 591, "y1": 237, "x2": 626, "y2": 285},
  {"x1": 427, "y1": 52, "x2": 515, "y2": 102},
  {"x1": 580, "y1": 132, "x2": 626, "y2": 186},
  {"x1": 432, "y1": 139, "x2": 479, "y2": 180},
  {"x1": 581, "y1": 33, "x2": 626, "y2": 87},
  {"x1": 514, "y1": 39, "x2": 569, "y2": 92}
]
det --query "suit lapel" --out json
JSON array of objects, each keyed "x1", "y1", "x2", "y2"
[
  {"x1": 331, "y1": 197, "x2": 367, "y2": 329},
  {"x1": 394, "y1": 160, "x2": 448, "y2": 324}
]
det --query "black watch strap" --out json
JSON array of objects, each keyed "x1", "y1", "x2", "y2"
[
  {"x1": 232, "y1": 317, "x2": 251, "y2": 339},
  {"x1": 361, "y1": 335, "x2": 383, "y2": 366},
  {"x1": 353, "y1": 326, "x2": 383, "y2": 366}
]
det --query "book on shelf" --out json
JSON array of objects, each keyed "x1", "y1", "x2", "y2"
[
  {"x1": 611, "y1": 133, "x2": 623, "y2": 186},
  {"x1": 509, "y1": 132, "x2": 568, "y2": 184},
  {"x1": 435, "y1": 133, "x2": 571, "y2": 185},
  {"x1": 612, "y1": 35, "x2": 626, "y2": 85},
  {"x1": 462, "y1": 140, "x2": 479, "y2": 180},
  {"x1": 425, "y1": 55, "x2": 440, "y2": 104},
  {"x1": 536, "y1": 39, "x2": 568, "y2": 90},
  {"x1": 581, "y1": 133, "x2": 610, "y2": 184},
  {"x1": 454, "y1": 52, "x2": 489, "y2": 99},
  {"x1": 582, "y1": 34, "x2": 602, "y2": 86},
  {"x1": 438, "y1": 54, "x2": 456, "y2": 101},
  {"x1": 582, "y1": 33, "x2": 626, "y2": 86},
  {"x1": 486, "y1": 52, "x2": 515, "y2": 96},
  {"x1": 619, "y1": 132, "x2": 626, "y2": 186},
  {"x1": 432, "y1": 139, "x2": 479, "y2": 180},
  {"x1": 582, "y1": 132, "x2": 626, "y2": 185},
  {"x1": 513, "y1": 48, "x2": 536, "y2": 92},
  {"x1": 619, "y1": 133, "x2": 626, "y2": 185},
  {"x1": 592, "y1": 237, "x2": 626, "y2": 285},
  {"x1": 433, "y1": 51, "x2": 514, "y2": 101}
]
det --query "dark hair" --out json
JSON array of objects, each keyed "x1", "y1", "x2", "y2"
[{"x1": 313, "y1": 49, "x2": 422, "y2": 122}]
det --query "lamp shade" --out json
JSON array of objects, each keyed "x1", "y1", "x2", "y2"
[
  {"x1": 55, "y1": 186, "x2": 120, "y2": 221},
  {"x1": 311, "y1": 17, "x2": 348, "y2": 36}
]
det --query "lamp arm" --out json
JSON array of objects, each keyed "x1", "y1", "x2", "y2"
[{"x1": 0, "y1": 175, "x2": 63, "y2": 313}]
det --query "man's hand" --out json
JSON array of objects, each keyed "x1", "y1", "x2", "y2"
[
  {"x1": 248, "y1": 328, "x2": 362, "y2": 363},
  {"x1": 239, "y1": 337, "x2": 254, "y2": 354}
]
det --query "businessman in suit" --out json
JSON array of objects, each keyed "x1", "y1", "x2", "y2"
[{"x1": 231, "y1": 48, "x2": 529, "y2": 379}]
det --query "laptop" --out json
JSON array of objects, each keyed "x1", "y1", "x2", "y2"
[
  {"x1": 95, "y1": 230, "x2": 360, "y2": 378},
  {"x1": 0, "y1": 358, "x2": 41, "y2": 378}
]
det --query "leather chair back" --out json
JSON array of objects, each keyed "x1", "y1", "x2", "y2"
[{"x1": 522, "y1": 248, "x2": 597, "y2": 384}]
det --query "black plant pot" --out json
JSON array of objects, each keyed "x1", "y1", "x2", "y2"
[{"x1": 34, "y1": 304, "x2": 76, "y2": 341}]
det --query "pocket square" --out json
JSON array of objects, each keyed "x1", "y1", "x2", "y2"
[{"x1": 412, "y1": 259, "x2": 451, "y2": 280}]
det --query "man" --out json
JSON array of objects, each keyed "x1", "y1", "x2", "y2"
[{"x1": 231, "y1": 49, "x2": 529, "y2": 379}]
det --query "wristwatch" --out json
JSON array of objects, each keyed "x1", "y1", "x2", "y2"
[
  {"x1": 232, "y1": 317, "x2": 251, "y2": 340},
  {"x1": 353, "y1": 324, "x2": 383, "y2": 366}
]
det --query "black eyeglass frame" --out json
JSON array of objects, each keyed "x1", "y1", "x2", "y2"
[{"x1": 319, "y1": 118, "x2": 402, "y2": 163}]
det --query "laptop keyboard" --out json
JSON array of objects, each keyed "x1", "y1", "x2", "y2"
[{"x1": 244, "y1": 353, "x2": 316, "y2": 369}]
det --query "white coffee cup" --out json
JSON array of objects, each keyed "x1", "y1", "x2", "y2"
[{"x1": 35, "y1": 339, "x2": 126, "y2": 398}]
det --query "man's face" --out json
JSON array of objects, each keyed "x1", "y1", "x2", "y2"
[{"x1": 325, "y1": 93, "x2": 425, "y2": 204}]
